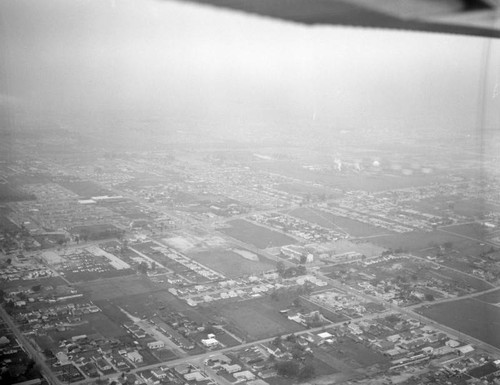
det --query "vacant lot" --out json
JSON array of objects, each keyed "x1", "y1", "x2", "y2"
[
  {"x1": 0, "y1": 183, "x2": 36, "y2": 202},
  {"x1": 220, "y1": 219, "x2": 297, "y2": 249},
  {"x1": 187, "y1": 249, "x2": 274, "y2": 278},
  {"x1": 45, "y1": 312, "x2": 127, "y2": 344},
  {"x1": 111, "y1": 289, "x2": 207, "y2": 324},
  {"x1": 77, "y1": 275, "x2": 158, "y2": 301},
  {"x1": 251, "y1": 161, "x2": 444, "y2": 192},
  {"x1": 322, "y1": 337, "x2": 389, "y2": 368},
  {"x1": 416, "y1": 298, "x2": 500, "y2": 349},
  {"x1": 57, "y1": 180, "x2": 111, "y2": 197},
  {"x1": 476, "y1": 288, "x2": 500, "y2": 304},
  {"x1": 368, "y1": 230, "x2": 466, "y2": 252},
  {"x1": 290, "y1": 207, "x2": 390, "y2": 237},
  {"x1": 440, "y1": 223, "x2": 493, "y2": 241},
  {"x1": 63, "y1": 268, "x2": 135, "y2": 284},
  {"x1": 274, "y1": 182, "x2": 337, "y2": 197},
  {"x1": 203, "y1": 297, "x2": 305, "y2": 341},
  {"x1": 0, "y1": 276, "x2": 67, "y2": 290}
]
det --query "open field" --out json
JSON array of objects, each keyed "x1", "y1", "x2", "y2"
[
  {"x1": 250, "y1": 161, "x2": 445, "y2": 192},
  {"x1": 93, "y1": 299, "x2": 132, "y2": 324},
  {"x1": 416, "y1": 298, "x2": 500, "y2": 349},
  {"x1": 219, "y1": 219, "x2": 297, "y2": 249},
  {"x1": 321, "y1": 337, "x2": 389, "y2": 367},
  {"x1": 77, "y1": 275, "x2": 159, "y2": 301},
  {"x1": 202, "y1": 296, "x2": 305, "y2": 341},
  {"x1": 57, "y1": 180, "x2": 111, "y2": 197},
  {"x1": 63, "y1": 268, "x2": 135, "y2": 284},
  {"x1": 290, "y1": 207, "x2": 390, "y2": 237},
  {"x1": 441, "y1": 223, "x2": 493, "y2": 241},
  {"x1": 453, "y1": 198, "x2": 500, "y2": 218},
  {"x1": 427, "y1": 267, "x2": 493, "y2": 292},
  {"x1": 186, "y1": 249, "x2": 274, "y2": 278},
  {"x1": 0, "y1": 276, "x2": 67, "y2": 290},
  {"x1": 0, "y1": 183, "x2": 36, "y2": 202},
  {"x1": 410, "y1": 196, "x2": 500, "y2": 218},
  {"x1": 45, "y1": 312, "x2": 127, "y2": 344},
  {"x1": 274, "y1": 182, "x2": 338, "y2": 197},
  {"x1": 309, "y1": 355, "x2": 340, "y2": 376},
  {"x1": 476, "y1": 288, "x2": 500, "y2": 304},
  {"x1": 368, "y1": 230, "x2": 467, "y2": 252},
  {"x1": 0, "y1": 212, "x2": 20, "y2": 233},
  {"x1": 111, "y1": 289, "x2": 207, "y2": 324}
]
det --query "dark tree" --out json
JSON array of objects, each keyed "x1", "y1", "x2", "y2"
[
  {"x1": 298, "y1": 363, "x2": 315, "y2": 379},
  {"x1": 276, "y1": 261, "x2": 286, "y2": 276},
  {"x1": 275, "y1": 360, "x2": 300, "y2": 377},
  {"x1": 31, "y1": 284, "x2": 42, "y2": 292},
  {"x1": 137, "y1": 262, "x2": 148, "y2": 275}
]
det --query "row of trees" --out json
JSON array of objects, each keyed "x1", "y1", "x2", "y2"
[
  {"x1": 275, "y1": 359, "x2": 315, "y2": 379},
  {"x1": 276, "y1": 261, "x2": 306, "y2": 278}
]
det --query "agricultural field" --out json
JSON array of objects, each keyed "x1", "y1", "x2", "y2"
[
  {"x1": 290, "y1": 207, "x2": 390, "y2": 237},
  {"x1": 0, "y1": 183, "x2": 36, "y2": 202},
  {"x1": 453, "y1": 198, "x2": 500, "y2": 218},
  {"x1": 476, "y1": 288, "x2": 500, "y2": 304},
  {"x1": 63, "y1": 268, "x2": 134, "y2": 284},
  {"x1": 110, "y1": 290, "x2": 206, "y2": 323},
  {"x1": 202, "y1": 296, "x2": 305, "y2": 341},
  {"x1": 440, "y1": 223, "x2": 493, "y2": 241},
  {"x1": 42, "y1": 312, "x2": 127, "y2": 349},
  {"x1": 416, "y1": 298, "x2": 500, "y2": 349},
  {"x1": 368, "y1": 229, "x2": 467, "y2": 252},
  {"x1": 0, "y1": 276, "x2": 67, "y2": 290},
  {"x1": 250, "y1": 161, "x2": 444, "y2": 192},
  {"x1": 219, "y1": 219, "x2": 297, "y2": 249},
  {"x1": 0, "y1": 208, "x2": 20, "y2": 233},
  {"x1": 57, "y1": 179, "x2": 111, "y2": 197},
  {"x1": 186, "y1": 248, "x2": 275, "y2": 278},
  {"x1": 319, "y1": 336, "x2": 389, "y2": 368},
  {"x1": 77, "y1": 275, "x2": 159, "y2": 301},
  {"x1": 274, "y1": 182, "x2": 337, "y2": 197}
]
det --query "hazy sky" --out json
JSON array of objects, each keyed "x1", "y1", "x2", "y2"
[{"x1": 1, "y1": 0, "x2": 499, "y2": 133}]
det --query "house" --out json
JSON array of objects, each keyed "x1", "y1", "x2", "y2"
[
  {"x1": 126, "y1": 350, "x2": 143, "y2": 363},
  {"x1": 56, "y1": 352, "x2": 70, "y2": 365},
  {"x1": 206, "y1": 354, "x2": 231, "y2": 365},
  {"x1": 422, "y1": 346, "x2": 434, "y2": 355},
  {"x1": 201, "y1": 337, "x2": 219, "y2": 348},
  {"x1": 233, "y1": 371, "x2": 256, "y2": 381},
  {"x1": 446, "y1": 339, "x2": 460, "y2": 348},
  {"x1": 432, "y1": 345, "x2": 454, "y2": 357},
  {"x1": 457, "y1": 345, "x2": 474, "y2": 355},
  {"x1": 151, "y1": 369, "x2": 167, "y2": 379},
  {"x1": 257, "y1": 369, "x2": 277, "y2": 379},
  {"x1": 140, "y1": 370, "x2": 160, "y2": 385},
  {"x1": 317, "y1": 332, "x2": 333, "y2": 340},
  {"x1": 221, "y1": 364, "x2": 241, "y2": 374},
  {"x1": 184, "y1": 372, "x2": 208, "y2": 382},
  {"x1": 387, "y1": 334, "x2": 401, "y2": 343},
  {"x1": 147, "y1": 340, "x2": 165, "y2": 350},
  {"x1": 96, "y1": 358, "x2": 112, "y2": 371},
  {"x1": 175, "y1": 363, "x2": 192, "y2": 375},
  {"x1": 247, "y1": 380, "x2": 270, "y2": 385}
]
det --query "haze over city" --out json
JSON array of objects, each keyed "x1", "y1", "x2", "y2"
[{"x1": 1, "y1": 1, "x2": 500, "y2": 385}]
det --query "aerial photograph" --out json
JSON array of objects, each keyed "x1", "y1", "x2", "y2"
[{"x1": 0, "y1": 0, "x2": 500, "y2": 385}]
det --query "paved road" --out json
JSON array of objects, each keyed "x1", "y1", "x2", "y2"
[
  {"x1": 71, "y1": 310, "x2": 394, "y2": 385},
  {"x1": 438, "y1": 227, "x2": 500, "y2": 248},
  {"x1": 313, "y1": 267, "x2": 500, "y2": 356},
  {"x1": 0, "y1": 306, "x2": 62, "y2": 385}
]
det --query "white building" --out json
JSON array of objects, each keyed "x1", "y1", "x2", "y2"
[
  {"x1": 147, "y1": 340, "x2": 165, "y2": 350},
  {"x1": 201, "y1": 337, "x2": 219, "y2": 348}
]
